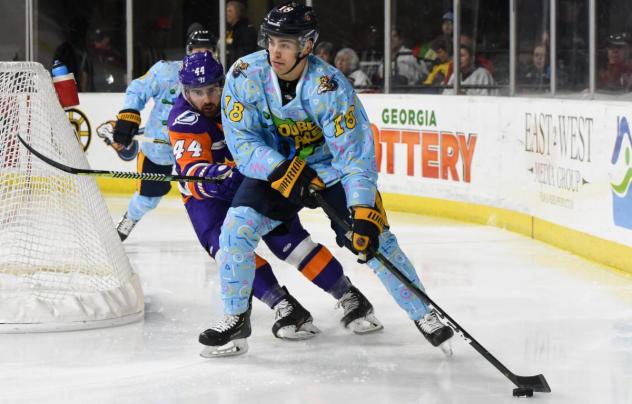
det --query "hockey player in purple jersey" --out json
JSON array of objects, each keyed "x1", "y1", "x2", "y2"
[
  {"x1": 170, "y1": 51, "x2": 383, "y2": 357},
  {"x1": 112, "y1": 27, "x2": 217, "y2": 241},
  {"x1": 204, "y1": 1, "x2": 455, "y2": 357}
]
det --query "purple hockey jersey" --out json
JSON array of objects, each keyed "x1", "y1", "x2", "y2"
[{"x1": 167, "y1": 94, "x2": 233, "y2": 201}]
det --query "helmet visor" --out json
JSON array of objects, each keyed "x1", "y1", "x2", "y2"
[
  {"x1": 184, "y1": 82, "x2": 223, "y2": 96},
  {"x1": 258, "y1": 25, "x2": 319, "y2": 51}
]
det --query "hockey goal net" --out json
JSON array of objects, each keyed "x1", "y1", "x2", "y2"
[{"x1": 0, "y1": 62, "x2": 143, "y2": 332}]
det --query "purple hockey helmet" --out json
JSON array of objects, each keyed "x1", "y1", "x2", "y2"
[{"x1": 179, "y1": 51, "x2": 224, "y2": 89}]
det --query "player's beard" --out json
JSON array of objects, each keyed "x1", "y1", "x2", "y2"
[{"x1": 201, "y1": 102, "x2": 219, "y2": 118}]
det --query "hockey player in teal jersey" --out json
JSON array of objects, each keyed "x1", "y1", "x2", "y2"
[
  {"x1": 113, "y1": 27, "x2": 217, "y2": 241},
  {"x1": 172, "y1": 52, "x2": 385, "y2": 358},
  {"x1": 200, "y1": 1, "x2": 454, "y2": 356}
]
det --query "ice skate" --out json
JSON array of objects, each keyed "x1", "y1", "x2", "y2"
[
  {"x1": 415, "y1": 310, "x2": 454, "y2": 357},
  {"x1": 199, "y1": 309, "x2": 251, "y2": 358},
  {"x1": 272, "y1": 289, "x2": 320, "y2": 340},
  {"x1": 336, "y1": 285, "x2": 383, "y2": 334},
  {"x1": 116, "y1": 212, "x2": 138, "y2": 241}
]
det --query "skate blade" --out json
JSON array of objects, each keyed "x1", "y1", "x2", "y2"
[
  {"x1": 348, "y1": 314, "x2": 384, "y2": 335},
  {"x1": 438, "y1": 340, "x2": 453, "y2": 357},
  {"x1": 276, "y1": 322, "x2": 321, "y2": 340},
  {"x1": 200, "y1": 338, "x2": 248, "y2": 358}
]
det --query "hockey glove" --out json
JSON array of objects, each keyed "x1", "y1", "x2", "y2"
[
  {"x1": 268, "y1": 157, "x2": 325, "y2": 208},
  {"x1": 198, "y1": 164, "x2": 244, "y2": 201},
  {"x1": 351, "y1": 205, "x2": 386, "y2": 263},
  {"x1": 112, "y1": 109, "x2": 141, "y2": 147}
]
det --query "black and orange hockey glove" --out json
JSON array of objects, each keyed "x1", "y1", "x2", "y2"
[
  {"x1": 351, "y1": 193, "x2": 388, "y2": 262},
  {"x1": 112, "y1": 109, "x2": 141, "y2": 147},
  {"x1": 268, "y1": 157, "x2": 325, "y2": 208}
]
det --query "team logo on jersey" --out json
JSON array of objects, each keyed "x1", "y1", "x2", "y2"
[
  {"x1": 232, "y1": 60, "x2": 249, "y2": 78},
  {"x1": 174, "y1": 110, "x2": 200, "y2": 126},
  {"x1": 272, "y1": 113, "x2": 324, "y2": 158},
  {"x1": 317, "y1": 75, "x2": 338, "y2": 94}
]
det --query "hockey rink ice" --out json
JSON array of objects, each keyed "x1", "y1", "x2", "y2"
[{"x1": 2, "y1": 196, "x2": 631, "y2": 404}]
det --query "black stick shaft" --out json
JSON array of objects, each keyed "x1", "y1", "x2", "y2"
[
  {"x1": 17, "y1": 134, "x2": 221, "y2": 184},
  {"x1": 312, "y1": 192, "x2": 550, "y2": 393}
]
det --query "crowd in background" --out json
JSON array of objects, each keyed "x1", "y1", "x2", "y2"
[
  {"x1": 38, "y1": 0, "x2": 632, "y2": 96},
  {"x1": 328, "y1": 9, "x2": 632, "y2": 96}
]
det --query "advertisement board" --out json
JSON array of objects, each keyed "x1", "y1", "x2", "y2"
[
  {"x1": 360, "y1": 94, "x2": 632, "y2": 249},
  {"x1": 74, "y1": 92, "x2": 632, "y2": 269}
]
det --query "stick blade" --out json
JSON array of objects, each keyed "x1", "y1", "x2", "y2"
[{"x1": 514, "y1": 374, "x2": 551, "y2": 393}]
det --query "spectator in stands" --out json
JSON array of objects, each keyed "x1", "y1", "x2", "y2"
[
  {"x1": 598, "y1": 33, "x2": 632, "y2": 92},
  {"x1": 434, "y1": 12, "x2": 454, "y2": 55},
  {"x1": 315, "y1": 41, "x2": 334, "y2": 65},
  {"x1": 86, "y1": 28, "x2": 126, "y2": 92},
  {"x1": 335, "y1": 47, "x2": 371, "y2": 88},
  {"x1": 429, "y1": 12, "x2": 455, "y2": 56},
  {"x1": 387, "y1": 27, "x2": 427, "y2": 86},
  {"x1": 444, "y1": 44, "x2": 497, "y2": 96},
  {"x1": 225, "y1": 0, "x2": 257, "y2": 68},
  {"x1": 459, "y1": 34, "x2": 495, "y2": 75},
  {"x1": 415, "y1": 12, "x2": 454, "y2": 72},
  {"x1": 519, "y1": 43, "x2": 550, "y2": 91},
  {"x1": 441, "y1": 13, "x2": 454, "y2": 37},
  {"x1": 443, "y1": 33, "x2": 495, "y2": 85},
  {"x1": 423, "y1": 39, "x2": 451, "y2": 88},
  {"x1": 413, "y1": 11, "x2": 454, "y2": 70}
]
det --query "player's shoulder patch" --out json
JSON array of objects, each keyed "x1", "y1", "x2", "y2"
[
  {"x1": 173, "y1": 110, "x2": 200, "y2": 126},
  {"x1": 231, "y1": 60, "x2": 249, "y2": 78},
  {"x1": 317, "y1": 74, "x2": 339, "y2": 94},
  {"x1": 231, "y1": 50, "x2": 267, "y2": 78}
]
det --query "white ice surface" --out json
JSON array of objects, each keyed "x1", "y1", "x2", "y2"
[{"x1": 1, "y1": 197, "x2": 632, "y2": 404}]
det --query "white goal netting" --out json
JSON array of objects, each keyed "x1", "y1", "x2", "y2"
[{"x1": 0, "y1": 62, "x2": 143, "y2": 332}]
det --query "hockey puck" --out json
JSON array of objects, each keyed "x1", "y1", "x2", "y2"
[{"x1": 512, "y1": 387, "x2": 534, "y2": 397}]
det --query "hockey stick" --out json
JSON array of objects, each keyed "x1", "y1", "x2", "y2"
[
  {"x1": 95, "y1": 122, "x2": 166, "y2": 162},
  {"x1": 311, "y1": 191, "x2": 551, "y2": 395},
  {"x1": 96, "y1": 121, "x2": 170, "y2": 146},
  {"x1": 17, "y1": 133, "x2": 223, "y2": 184},
  {"x1": 134, "y1": 128, "x2": 170, "y2": 145},
  {"x1": 136, "y1": 134, "x2": 170, "y2": 145}
]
